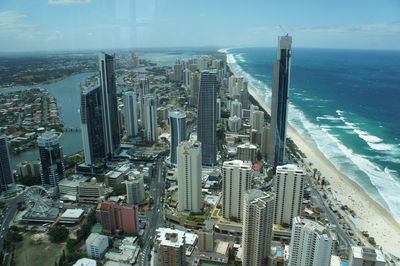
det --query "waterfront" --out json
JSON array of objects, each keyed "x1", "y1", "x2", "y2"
[{"x1": 0, "y1": 72, "x2": 96, "y2": 168}]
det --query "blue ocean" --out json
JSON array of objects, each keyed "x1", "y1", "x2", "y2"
[{"x1": 226, "y1": 47, "x2": 400, "y2": 220}]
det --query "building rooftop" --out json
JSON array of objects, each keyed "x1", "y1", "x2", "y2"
[
  {"x1": 215, "y1": 241, "x2": 229, "y2": 255},
  {"x1": 59, "y1": 175, "x2": 90, "y2": 187},
  {"x1": 72, "y1": 258, "x2": 97, "y2": 266},
  {"x1": 351, "y1": 246, "x2": 385, "y2": 262},
  {"x1": 156, "y1": 228, "x2": 186, "y2": 248},
  {"x1": 276, "y1": 164, "x2": 305, "y2": 174},
  {"x1": 106, "y1": 170, "x2": 124, "y2": 179},
  {"x1": 86, "y1": 233, "x2": 108, "y2": 246},
  {"x1": 61, "y1": 209, "x2": 85, "y2": 219},
  {"x1": 237, "y1": 142, "x2": 257, "y2": 149}
]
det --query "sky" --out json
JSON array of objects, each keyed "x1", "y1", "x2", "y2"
[{"x1": 1, "y1": 0, "x2": 400, "y2": 52}]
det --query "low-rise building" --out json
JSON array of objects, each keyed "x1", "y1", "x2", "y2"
[
  {"x1": 59, "y1": 208, "x2": 85, "y2": 224},
  {"x1": 59, "y1": 175, "x2": 89, "y2": 197},
  {"x1": 78, "y1": 177, "x2": 105, "y2": 203},
  {"x1": 349, "y1": 247, "x2": 385, "y2": 266},
  {"x1": 86, "y1": 233, "x2": 109, "y2": 259},
  {"x1": 105, "y1": 170, "x2": 125, "y2": 186}
]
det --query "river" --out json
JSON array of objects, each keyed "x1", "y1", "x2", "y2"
[{"x1": 1, "y1": 72, "x2": 96, "y2": 169}]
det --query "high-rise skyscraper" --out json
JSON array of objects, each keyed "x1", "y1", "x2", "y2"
[
  {"x1": 177, "y1": 140, "x2": 202, "y2": 213},
  {"x1": 251, "y1": 110, "x2": 264, "y2": 133},
  {"x1": 183, "y1": 68, "x2": 191, "y2": 88},
  {"x1": 240, "y1": 81, "x2": 250, "y2": 109},
  {"x1": 197, "y1": 71, "x2": 217, "y2": 166},
  {"x1": 81, "y1": 85, "x2": 106, "y2": 165},
  {"x1": 38, "y1": 131, "x2": 64, "y2": 188},
  {"x1": 138, "y1": 77, "x2": 150, "y2": 124},
  {"x1": 169, "y1": 111, "x2": 187, "y2": 164},
  {"x1": 230, "y1": 99, "x2": 242, "y2": 118},
  {"x1": 126, "y1": 172, "x2": 145, "y2": 205},
  {"x1": 0, "y1": 136, "x2": 15, "y2": 193},
  {"x1": 274, "y1": 164, "x2": 305, "y2": 226},
  {"x1": 173, "y1": 60, "x2": 183, "y2": 82},
  {"x1": 289, "y1": 217, "x2": 333, "y2": 266},
  {"x1": 216, "y1": 98, "x2": 221, "y2": 121},
  {"x1": 268, "y1": 35, "x2": 292, "y2": 168},
  {"x1": 143, "y1": 94, "x2": 158, "y2": 142},
  {"x1": 222, "y1": 160, "x2": 252, "y2": 221},
  {"x1": 190, "y1": 71, "x2": 200, "y2": 105},
  {"x1": 123, "y1": 90, "x2": 138, "y2": 138},
  {"x1": 242, "y1": 189, "x2": 275, "y2": 266},
  {"x1": 99, "y1": 53, "x2": 120, "y2": 159}
]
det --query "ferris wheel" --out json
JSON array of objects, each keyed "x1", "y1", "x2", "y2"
[{"x1": 24, "y1": 186, "x2": 53, "y2": 218}]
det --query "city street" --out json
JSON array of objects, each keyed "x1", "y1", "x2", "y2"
[
  {"x1": 306, "y1": 176, "x2": 354, "y2": 250},
  {"x1": 137, "y1": 159, "x2": 166, "y2": 266},
  {"x1": 0, "y1": 189, "x2": 28, "y2": 251}
]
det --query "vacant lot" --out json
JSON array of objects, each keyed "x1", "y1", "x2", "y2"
[{"x1": 15, "y1": 233, "x2": 65, "y2": 266}]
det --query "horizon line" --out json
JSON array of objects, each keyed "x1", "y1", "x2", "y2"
[{"x1": 1, "y1": 45, "x2": 400, "y2": 55}]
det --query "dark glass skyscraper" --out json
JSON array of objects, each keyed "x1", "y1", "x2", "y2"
[
  {"x1": 268, "y1": 35, "x2": 292, "y2": 169},
  {"x1": 0, "y1": 136, "x2": 15, "y2": 193},
  {"x1": 38, "y1": 131, "x2": 64, "y2": 188},
  {"x1": 169, "y1": 110, "x2": 187, "y2": 164},
  {"x1": 99, "y1": 53, "x2": 120, "y2": 159},
  {"x1": 81, "y1": 85, "x2": 106, "y2": 165},
  {"x1": 197, "y1": 71, "x2": 218, "y2": 165}
]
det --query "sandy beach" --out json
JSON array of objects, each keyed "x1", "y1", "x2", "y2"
[{"x1": 246, "y1": 84, "x2": 400, "y2": 257}]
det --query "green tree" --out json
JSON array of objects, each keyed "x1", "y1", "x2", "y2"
[
  {"x1": 66, "y1": 238, "x2": 78, "y2": 252},
  {"x1": 48, "y1": 226, "x2": 69, "y2": 243},
  {"x1": 112, "y1": 183, "x2": 127, "y2": 196}
]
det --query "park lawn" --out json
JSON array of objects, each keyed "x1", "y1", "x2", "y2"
[{"x1": 14, "y1": 233, "x2": 65, "y2": 266}]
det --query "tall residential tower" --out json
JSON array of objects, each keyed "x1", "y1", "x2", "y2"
[
  {"x1": 169, "y1": 111, "x2": 187, "y2": 164},
  {"x1": 123, "y1": 90, "x2": 139, "y2": 138},
  {"x1": 197, "y1": 71, "x2": 217, "y2": 165},
  {"x1": 80, "y1": 85, "x2": 106, "y2": 165},
  {"x1": 289, "y1": 217, "x2": 333, "y2": 266},
  {"x1": 268, "y1": 35, "x2": 292, "y2": 169},
  {"x1": 242, "y1": 190, "x2": 275, "y2": 266},
  {"x1": 274, "y1": 164, "x2": 305, "y2": 226},
  {"x1": 99, "y1": 53, "x2": 120, "y2": 159},
  {"x1": 222, "y1": 160, "x2": 252, "y2": 221},
  {"x1": 177, "y1": 140, "x2": 202, "y2": 213}
]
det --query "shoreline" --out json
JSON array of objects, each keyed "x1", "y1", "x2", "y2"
[{"x1": 223, "y1": 51, "x2": 400, "y2": 256}]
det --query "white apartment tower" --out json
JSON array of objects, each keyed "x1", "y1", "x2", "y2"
[
  {"x1": 274, "y1": 164, "x2": 305, "y2": 226},
  {"x1": 230, "y1": 99, "x2": 242, "y2": 118},
  {"x1": 143, "y1": 94, "x2": 158, "y2": 142},
  {"x1": 222, "y1": 160, "x2": 252, "y2": 221},
  {"x1": 251, "y1": 110, "x2": 264, "y2": 133},
  {"x1": 242, "y1": 189, "x2": 275, "y2": 266},
  {"x1": 236, "y1": 142, "x2": 257, "y2": 164},
  {"x1": 123, "y1": 91, "x2": 138, "y2": 138},
  {"x1": 289, "y1": 217, "x2": 333, "y2": 266},
  {"x1": 177, "y1": 140, "x2": 202, "y2": 213},
  {"x1": 126, "y1": 171, "x2": 145, "y2": 204}
]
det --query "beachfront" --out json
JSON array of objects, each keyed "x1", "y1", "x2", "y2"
[{"x1": 224, "y1": 51, "x2": 400, "y2": 257}]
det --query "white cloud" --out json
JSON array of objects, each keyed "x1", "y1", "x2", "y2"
[
  {"x1": 48, "y1": 0, "x2": 91, "y2": 5},
  {"x1": 0, "y1": 10, "x2": 40, "y2": 40},
  {"x1": 251, "y1": 22, "x2": 400, "y2": 35}
]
